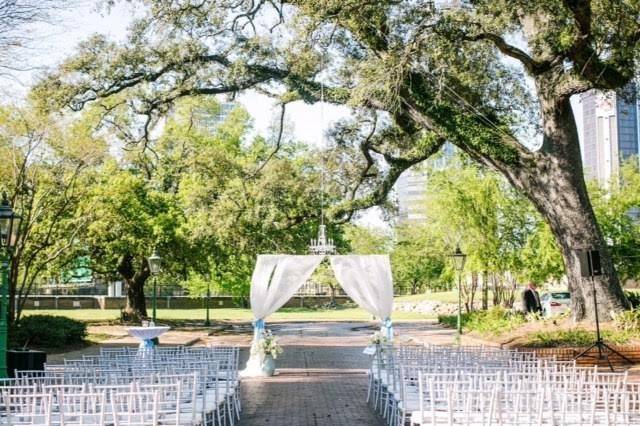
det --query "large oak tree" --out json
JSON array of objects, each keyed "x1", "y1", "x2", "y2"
[{"x1": 35, "y1": 0, "x2": 640, "y2": 320}]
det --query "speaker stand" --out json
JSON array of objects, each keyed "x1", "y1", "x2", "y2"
[{"x1": 574, "y1": 270, "x2": 632, "y2": 371}]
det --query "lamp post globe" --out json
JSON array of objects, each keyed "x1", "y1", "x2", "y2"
[
  {"x1": 0, "y1": 193, "x2": 21, "y2": 251},
  {"x1": 452, "y1": 245, "x2": 467, "y2": 272},
  {"x1": 148, "y1": 250, "x2": 162, "y2": 275},
  {"x1": 450, "y1": 245, "x2": 466, "y2": 344},
  {"x1": 147, "y1": 250, "x2": 162, "y2": 324},
  {"x1": 0, "y1": 192, "x2": 21, "y2": 378}
]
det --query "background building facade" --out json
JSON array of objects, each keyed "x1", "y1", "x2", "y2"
[
  {"x1": 580, "y1": 84, "x2": 639, "y2": 186},
  {"x1": 395, "y1": 143, "x2": 455, "y2": 223}
]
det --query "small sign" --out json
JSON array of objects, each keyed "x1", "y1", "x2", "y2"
[{"x1": 363, "y1": 346, "x2": 376, "y2": 355}]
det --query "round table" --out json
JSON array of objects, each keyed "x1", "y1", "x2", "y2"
[{"x1": 126, "y1": 326, "x2": 170, "y2": 353}]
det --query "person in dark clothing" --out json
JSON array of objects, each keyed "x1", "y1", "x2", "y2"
[{"x1": 522, "y1": 282, "x2": 542, "y2": 314}]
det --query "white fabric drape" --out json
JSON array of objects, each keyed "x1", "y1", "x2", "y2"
[
  {"x1": 242, "y1": 254, "x2": 394, "y2": 376},
  {"x1": 329, "y1": 255, "x2": 393, "y2": 319},
  {"x1": 242, "y1": 254, "x2": 324, "y2": 377},
  {"x1": 250, "y1": 254, "x2": 324, "y2": 321},
  {"x1": 329, "y1": 255, "x2": 394, "y2": 337}
]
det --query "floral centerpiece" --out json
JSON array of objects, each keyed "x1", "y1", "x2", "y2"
[
  {"x1": 370, "y1": 331, "x2": 389, "y2": 346},
  {"x1": 252, "y1": 330, "x2": 283, "y2": 376}
]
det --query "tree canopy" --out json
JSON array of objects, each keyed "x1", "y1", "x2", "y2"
[{"x1": 28, "y1": 0, "x2": 640, "y2": 319}]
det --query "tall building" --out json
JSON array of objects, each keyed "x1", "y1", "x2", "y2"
[
  {"x1": 395, "y1": 143, "x2": 455, "y2": 223},
  {"x1": 193, "y1": 102, "x2": 237, "y2": 134},
  {"x1": 580, "y1": 84, "x2": 639, "y2": 185},
  {"x1": 396, "y1": 165, "x2": 430, "y2": 223}
]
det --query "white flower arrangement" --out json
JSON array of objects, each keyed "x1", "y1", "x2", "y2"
[
  {"x1": 255, "y1": 330, "x2": 283, "y2": 359},
  {"x1": 370, "y1": 331, "x2": 389, "y2": 346}
]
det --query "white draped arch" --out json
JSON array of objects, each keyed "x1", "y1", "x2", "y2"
[{"x1": 241, "y1": 254, "x2": 394, "y2": 377}]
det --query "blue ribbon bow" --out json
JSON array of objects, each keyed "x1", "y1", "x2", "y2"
[
  {"x1": 382, "y1": 317, "x2": 393, "y2": 341},
  {"x1": 253, "y1": 318, "x2": 265, "y2": 341}
]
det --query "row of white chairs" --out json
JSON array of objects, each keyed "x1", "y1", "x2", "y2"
[
  {"x1": 368, "y1": 344, "x2": 640, "y2": 425},
  {"x1": 0, "y1": 345, "x2": 241, "y2": 425}
]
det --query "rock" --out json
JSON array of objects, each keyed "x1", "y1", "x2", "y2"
[{"x1": 395, "y1": 300, "x2": 458, "y2": 316}]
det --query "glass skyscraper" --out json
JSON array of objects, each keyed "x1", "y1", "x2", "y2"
[
  {"x1": 395, "y1": 143, "x2": 455, "y2": 223},
  {"x1": 580, "y1": 83, "x2": 639, "y2": 186}
]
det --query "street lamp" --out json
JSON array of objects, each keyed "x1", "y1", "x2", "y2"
[
  {"x1": 450, "y1": 245, "x2": 466, "y2": 344},
  {"x1": 0, "y1": 193, "x2": 22, "y2": 378},
  {"x1": 204, "y1": 279, "x2": 211, "y2": 327},
  {"x1": 147, "y1": 250, "x2": 162, "y2": 324}
]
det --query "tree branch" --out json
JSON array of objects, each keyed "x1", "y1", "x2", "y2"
[
  {"x1": 562, "y1": 0, "x2": 635, "y2": 89},
  {"x1": 330, "y1": 130, "x2": 445, "y2": 223},
  {"x1": 462, "y1": 32, "x2": 550, "y2": 75}
]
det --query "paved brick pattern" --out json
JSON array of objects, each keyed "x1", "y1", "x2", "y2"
[{"x1": 239, "y1": 346, "x2": 384, "y2": 426}]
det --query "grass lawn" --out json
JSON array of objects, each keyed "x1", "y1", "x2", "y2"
[
  {"x1": 396, "y1": 291, "x2": 461, "y2": 304},
  {"x1": 22, "y1": 306, "x2": 432, "y2": 323}
]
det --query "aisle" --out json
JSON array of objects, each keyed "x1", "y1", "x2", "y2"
[{"x1": 238, "y1": 345, "x2": 384, "y2": 426}]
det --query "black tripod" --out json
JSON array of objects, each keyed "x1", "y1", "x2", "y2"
[{"x1": 574, "y1": 250, "x2": 632, "y2": 371}]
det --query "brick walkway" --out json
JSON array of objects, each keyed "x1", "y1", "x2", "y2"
[{"x1": 238, "y1": 345, "x2": 384, "y2": 426}]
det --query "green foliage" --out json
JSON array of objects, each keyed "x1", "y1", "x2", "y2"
[
  {"x1": 589, "y1": 158, "x2": 640, "y2": 282},
  {"x1": 343, "y1": 225, "x2": 391, "y2": 254},
  {"x1": 167, "y1": 99, "x2": 347, "y2": 297},
  {"x1": 438, "y1": 307, "x2": 638, "y2": 346},
  {"x1": 83, "y1": 164, "x2": 180, "y2": 274},
  {"x1": 22, "y1": 306, "x2": 432, "y2": 323},
  {"x1": 611, "y1": 308, "x2": 640, "y2": 332},
  {"x1": 392, "y1": 225, "x2": 450, "y2": 294},
  {"x1": 438, "y1": 306, "x2": 526, "y2": 336},
  {"x1": 624, "y1": 291, "x2": 640, "y2": 309},
  {"x1": 0, "y1": 94, "x2": 359, "y2": 317},
  {"x1": 526, "y1": 329, "x2": 632, "y2": 348},
  {"x1": 411, "y1": 155, "x2": 563, "y2": 307},
  {"x1": 0, "y1": 104, "x2": 107, "y2": 322},
  {"x1": 519, "y1": 222, "x2": 565, "y2": 284},
  {"x1": 30, "y1": 0, "x2": 640, "y2": 321},
  {"x1": 11, "y1": 315, "x2": 87, "y2": 348}
]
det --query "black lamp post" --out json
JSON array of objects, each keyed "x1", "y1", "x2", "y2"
[
  {"x1": 0, "y1": 193, "x2": 21, "y2": 378},
  {"x1": 147, "y1": 250, "x2": 162, "y2": 324},
  {"x1": 450, "y1": 245, "x2": 467, "y2": 344},
  {"x1": 204, "y1": 279, "x2": 211, "y2": 327}
]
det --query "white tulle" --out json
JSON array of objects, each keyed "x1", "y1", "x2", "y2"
[
  {"x1": 329, "y1": 255, "x2": 394, "y2": 321},
  {"x1": 242, "y1": 254, "x2": 394, "y2": 377},
  {"x1": 250, "y1": 255, "x2": 325, "y2": 321},
  {"x1": 241, "y1": 254, "x2": 324, "y2": 377}
]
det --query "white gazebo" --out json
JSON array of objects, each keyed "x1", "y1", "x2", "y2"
[{"x1": 241, "y1": 253, "x2": 394, "y2": 377}]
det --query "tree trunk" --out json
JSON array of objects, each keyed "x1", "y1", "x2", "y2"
[
  {"x1": 498, "y1": 94, "x2": 629, "y2": 320},
  {"x1": 481, "y1": 271, "x2": 488, "y2": 310},
  {"x1": 490, "y1": 274, "x2": 499, "y2": 306},
  {"x1": 8, "y1": 257, "x2": 18, "y2": 325},
  {"x1": 328, "y1": 284, "x2": 337, "y2": 308},
  {"x1": 469, "y1": 271, "x2": 478, "y2": 312},
  {"x1": 118, "y1": 254, "x2": 150, "y2": 321}
]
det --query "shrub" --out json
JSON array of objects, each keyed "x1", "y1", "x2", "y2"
[
  {"x1": 624, "y1": 291, "x2": 640, "y2": 309},
  {"x1": 527, "y1": 329, "x2": 595, "y2": 347},
  {"x1": 438, "y1": 307, "x2": 526, "y2": 336},
  {"x1": 612, "y1": 308, "x2": 640, "y2": 332},
  {"x1": 11, "y1": 315, "x2": 87, "y2": 349},
  {"x1": 527, "y1": 329, "x2": 632, "y2": 347}
]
